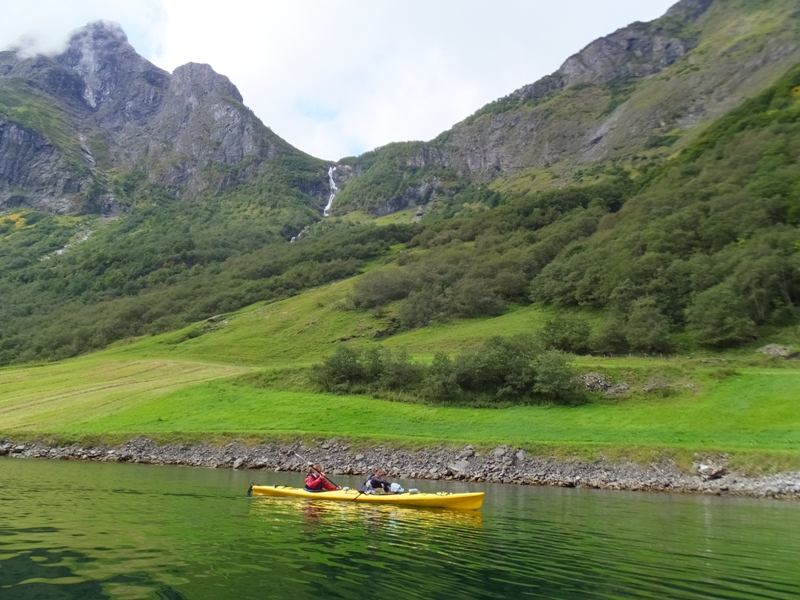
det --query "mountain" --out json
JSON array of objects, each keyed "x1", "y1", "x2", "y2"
[
  {"x1": 330, "y1": 0, "x2": 800, "y2": 215},
  {"x1": 0, "y1": 21, "x2": 327, "y2": 215},
  {"x1": 0, "y1": 0, "x2": 799, "y2": 367}
]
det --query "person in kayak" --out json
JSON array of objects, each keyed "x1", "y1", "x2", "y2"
[
  {"x1": 360, "y1": 468, "x2": 396, "y2": 494},
  {"x1": 305, "y1": 463, "x2": 339, "y2": 492}
]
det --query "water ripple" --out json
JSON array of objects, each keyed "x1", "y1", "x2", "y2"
[{"x1": 2, "y1": 459, "x2": 800, "y2": 599}]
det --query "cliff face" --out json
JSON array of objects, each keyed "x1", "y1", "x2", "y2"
[
  {"x1": 0, "y1": 119, "x2": 79, "y2": 213},
  {"x1": 333, "y1": 0, "x2": 800, "y2": 214},
  {"x1": 0, "y1": 21, "x2": 324, "y2": 214},
  {"x1": 520, "y1": 2, "x2": 708, "y2": 99},
  {"x1": 439, "y1": 0, "x2": 800, "y2": 178}
]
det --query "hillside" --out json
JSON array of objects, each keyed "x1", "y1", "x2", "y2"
[
  {"x1": 0, "y1": 0, "x2": 798, "y2": 374},
  {"x1": 346, "y1": 62, "x2": 800, "y2": 352},
  {"x1": 1, "y1": 0, "x2": 800, "y2": 473}
]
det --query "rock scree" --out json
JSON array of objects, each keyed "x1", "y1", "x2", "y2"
[{"x1": 2, "y1": 438, "x2": 798, "y2": 500}]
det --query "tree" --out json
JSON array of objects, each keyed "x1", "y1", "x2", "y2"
[
  {"x1": 423, "y1": 352, "x2": 460, "y2": 402},
  {"x1": 450, "y1": 277, "x2": 505, "y2": 318},
  {"x1": 313, "y1": 346, "x2": 364, "y2": 393},
  {"x1": 532, "y1": 350, "x2": 581, "y2": 402},
  {"x1": 589, "y1": 317, "x2": 628, "y2": 354},
  {"x1": 625, "y1": 296, "x2": 672, "y2": 353},
  {"x1": 349, "y1": 269, "x2": 414, "y2": 308},
  {"x1": 686, "y1": 281, "x2": 756, "y2": 347},
  {"x1": 538, "y1": 314, "x2": 592, "y2": 354},
  {"x1": 453, "y1": 336, "x2": 537, "y2": 400}
]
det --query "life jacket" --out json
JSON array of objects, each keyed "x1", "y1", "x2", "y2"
[{"x1": 305, "y1": 473, "x2": 324, "y2": 491}]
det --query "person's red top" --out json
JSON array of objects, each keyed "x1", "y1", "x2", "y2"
[{"x1": 305, "y1": 473, "x2": 337, "y2": 491}]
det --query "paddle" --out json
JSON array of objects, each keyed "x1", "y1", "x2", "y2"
[
  {"x1": 352, "y1": 481, "x2": 368, "y2": 502},
  {"x1": 293, "y1": 451, "x2": 341, "y2": 489}
]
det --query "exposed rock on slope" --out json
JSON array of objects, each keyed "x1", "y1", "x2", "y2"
[
  {"x1": 0, "y1": 119, "x2": 79, "y2": 213},
  {"x1": 442, "y1": 0, "x2": 800, "y2": 176},
  {"x1": 333, "y1": 0, "x2": 800, "y2": 214},
  {"x1": 0, "y1": 21, "x2": 325, "y2": 214}
]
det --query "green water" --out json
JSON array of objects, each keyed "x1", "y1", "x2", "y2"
[{"x1": 1, "y1": 458, "x2": 799, "y2": 599}]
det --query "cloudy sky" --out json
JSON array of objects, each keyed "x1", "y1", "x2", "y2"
[{"x1": 3, "y1": 1, "x2": 678, "y2": 160}]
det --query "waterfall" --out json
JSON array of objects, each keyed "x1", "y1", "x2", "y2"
[{"x1": 324, "y1": 166, "x2": 338, "y2": 217}]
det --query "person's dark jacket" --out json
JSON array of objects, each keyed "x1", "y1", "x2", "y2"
[{"x1": 362, "y1": 473, "x2": 391, "y2": 493}]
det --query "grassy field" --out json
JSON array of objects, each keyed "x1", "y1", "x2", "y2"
[
  {"x1": 32, "y1": 370, "x2": 800, "y2": 451},
  {"x1": 2, "y1": 274, "x2": 799, "y2": 472},
  {"x1": 0, "y1": 358, "x2": 250, "y2": 432}
]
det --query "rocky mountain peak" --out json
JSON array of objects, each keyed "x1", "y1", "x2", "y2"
[
  {"x1": 67, "y1": 19, "x2": 130, "y2": 49},
  {"x1": 514, "y1": 2, "x2": 706, "y2": 103},
  {"x1": 0, "y1": 21, "x2": 326, "y2": 215},
  {"x1": 57, "y1": 21, "x2": 148, "y2": 110},
  {"x1": 171, "y1": 62, "x2": 243, "y2": 104}
]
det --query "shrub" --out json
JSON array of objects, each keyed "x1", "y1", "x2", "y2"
[
  {"x1": 312, "y1": 346, "x2": 365, "y2": 393},
  {"x1": 313, "y1": 345, "x2": 423, "y2": 394},
  {"x1": 313, "y1": 337, "x2": 583, "y2": 406},
  {"x1": 625, "y1": 297, "x2": 672, "y2": 353},
  {"x1": 538, "y1": 315, "x2": 592, "y2": 354},
  {"x1": 686, "y1": 281, "x2": 757, "y2": 347},
  {"x1": 532, "y1": 350, "x2": 581, "y2": 401}
]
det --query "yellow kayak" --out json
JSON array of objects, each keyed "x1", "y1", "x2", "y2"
[{"x1": 249, "y1": 485, "x2": 484, "y2": 510}]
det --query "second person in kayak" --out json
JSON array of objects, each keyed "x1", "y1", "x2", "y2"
[{"x1": 360, "y1": 468, "x2": 401, "y2": 494}]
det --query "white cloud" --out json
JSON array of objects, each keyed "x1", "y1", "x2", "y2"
[
  {"x1": 1, "y1": 0, "x2": 165, "y2": 57},
  {"x1": 2, "y1": 0, "x2": 678, "y2": 160}
]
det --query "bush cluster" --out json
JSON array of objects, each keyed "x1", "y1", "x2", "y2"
[
  {"x1": 312, "y1": 336, "x2": 583, "y2": 406},
  {"x1": 537, "y1": 305, "x2": 673, "y2": 356}
]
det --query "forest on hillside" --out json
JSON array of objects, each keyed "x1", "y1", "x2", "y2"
[{"x1": 348, "y1": 65, "x2": 800, "y2": 351}]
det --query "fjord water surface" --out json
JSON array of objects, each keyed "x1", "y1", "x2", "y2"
[{"x1": 1, "y1": 457, "x2": 799, "y2": 599}]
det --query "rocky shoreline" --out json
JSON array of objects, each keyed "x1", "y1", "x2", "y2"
[{"x1": 2, "y1": 437, "x2": 799, "y2": 500}]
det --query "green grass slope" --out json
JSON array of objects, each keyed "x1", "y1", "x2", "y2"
[
  {"x1": 2, "y1": 272, "x2": 799, "y2": 472},
  {"x1": 0, "y1": 357, "x2": 249, "y2": 432}
]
